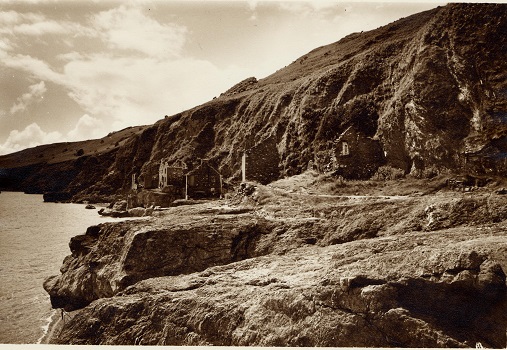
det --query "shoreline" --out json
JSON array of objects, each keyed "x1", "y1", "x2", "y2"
[{"x1": 37, "y1": 309, "x2": 65, "y2": 344}]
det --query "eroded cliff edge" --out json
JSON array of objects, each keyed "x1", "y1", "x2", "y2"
[{"x1": 44, "y1": 177, "x2": 507, "y2": 347}]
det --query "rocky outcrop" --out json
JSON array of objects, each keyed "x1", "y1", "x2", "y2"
[
  {"x1": 49, "y1": 226, "x2": 506, "y2": 347},
  {"x1": 44, "y1": 208, "x2": 274, "y2": 311},
  {"x1": 221, "y1": 77, "x2": 258, "y2": 97},
  {"x1": 44, "y1": 184, "x2": 507, "y2": 346},
  {"x1": 43, "y1": 192, "x2": 72, "y2": 203},
  {"x1": 132, "y1": 189, "x2": 177, "y2": 208}
]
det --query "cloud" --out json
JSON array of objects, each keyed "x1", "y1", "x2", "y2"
[
  {"x1": 2, "y1": 53, "x2": 66, "y2": 83},
  {"x1": 247, "y1": 0, "x2": 258, "y2": 11},
  {"x1": 0, "y1": 0, "x2": 58, "y2": 4},
  {"x1": 247, "y1": 0, "x2": 258, "y2": 20},
  {"x1": 2, "y1": 51, "x2": 246, "y2": 133},
  {"x1": 14, "y1": 20, "x2": 68, "y2": 35},
  {"x1": 67, "y1": 114, "x2": 106, "y2": 141},
  {"x1": 56, "y1": 51, "x2": 84, "y2": 62},
  {"x1": 10, "y1": 81, "x2": 47, "y2": 114},
  {"x1": 278, "y1": 2, "x2": 334, "y2": 17},
  {"x1": 0, "y1": 37, "x2": 13, "y2": 53},
  {"x1": 0, "y1": 114, "x2": 108, "y2": 155},
  {"x1": 1, "y1": 6, "x2": 247, "y2": 131},
  {"x1": 62, "y1": 54, "x2": 246, "y2": 130},
  {"x1": 92, "y1": 5, "x2": 187, "y2": 58},
  {"x1": 0, "y1": 11, "x2": 43, "y2": 26},
  {"x1": 0, "y1": 10, "x2": 20, "y2": 24},
  {"x1": 14, "y1": 20, "x2": 90, "y2": 36},
  {"x1": 278, "y1": 2, "x2": 312, "y2": 16},
  {"x1": 0, "y1": 10, "x2": 93, "y2": 36},
  {"x1": 0, "y1": 3, "x2": 255, "y2": 154},
  {"x1": 0, "y1": 122, "x2": 62, "y2": 155}
]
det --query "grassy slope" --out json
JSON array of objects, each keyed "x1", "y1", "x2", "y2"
[{"x1": 258, "y1": 7, "x2": 439, "y2": 87}]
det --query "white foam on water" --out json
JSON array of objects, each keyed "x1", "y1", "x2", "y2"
[{"x1": 37, "y1": 309, "x2": 58, "y2": 344}]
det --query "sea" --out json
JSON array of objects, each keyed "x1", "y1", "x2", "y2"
[{"x1": 0, "y1": 191, "x2": 127, "y2": 344}]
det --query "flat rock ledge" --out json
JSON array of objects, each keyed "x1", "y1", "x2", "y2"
[{"x1": 43, "y1": 194, "x2": 507, "y2": 347}]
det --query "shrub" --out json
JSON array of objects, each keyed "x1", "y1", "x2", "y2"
[
  {"x1": 411, "y1": 166, "x2": 442, "y2": 179},
  {"x1": 372, "y1": 165, "x2": 405, "y2": 181},
  {"x1": 422, "y1": 166, "x2": 440, "y2": 179}
]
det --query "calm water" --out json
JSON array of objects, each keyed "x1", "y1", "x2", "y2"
[{"x1": 0, "y1": 191, "x2": 124, "y2": 344}]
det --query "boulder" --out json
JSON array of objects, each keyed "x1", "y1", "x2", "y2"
[
  {"x1": 496, "y1": 188, "x2": 507, "y2": 195},
  {"x1": 98, "y1": 208, "x2": 129, "y2": 218},
  {"x1": 127, "y1": 207, "x2": 146, "y2": 217},
  {"x1": 136, "y1": 190, "x2": 177, "y2": 208},
  {"x1": 43, "y1": 212, "x2": 274, "y2": 312},
  {"x1": 112, "y1": 200, "x2": 127, "y2": 211}
]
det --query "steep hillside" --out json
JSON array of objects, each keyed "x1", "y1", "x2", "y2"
[{"x1": 1, "y1": 3, "x2": 506, "y2": 199}]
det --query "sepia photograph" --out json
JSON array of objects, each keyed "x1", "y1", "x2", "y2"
[{"x1": 0, "y1": 0, "x2": 506, "y2": 347}]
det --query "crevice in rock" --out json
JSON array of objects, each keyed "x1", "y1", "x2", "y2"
[
  {"x1": 230, "y1": 225, "x2": 262, "y2": 261},
  {"x1": 391, "y1": 276, "x2": 507, "y2": 348}
]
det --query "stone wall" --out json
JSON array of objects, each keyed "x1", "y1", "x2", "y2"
[{"x1": 244, "y1": 135, "x2": 280, "y2": 184}]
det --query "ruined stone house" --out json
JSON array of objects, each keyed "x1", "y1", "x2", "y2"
[
  {"x1": 159, "y1": 159, "x2": 186, "y2": 189},
  {"x1": 136, "y1": 162, "x2": 159, "y2": 189},
  {"x1": 157, "y1": 158, "x2": 222, "y2": 200},
  {"x1": 185, "y1": 160, "x2": 222, "y2": 199},
  {"x1": 157, "y1": 159, "x2": 187, "y2": 199},
  {"x1": 131, "y1": 166, "x2": 157, "y2": 191},
  {"x1": 333, "y1": 126, "x2": 384, "y2": 179}
]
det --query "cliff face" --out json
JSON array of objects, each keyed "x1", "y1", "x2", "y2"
[
  {"x1": 120, "y1": 3, "x2": 507, "y2": 178},
  {"x1": 76, "y1": 3, "x2": 507, "y2": 196},
  {"x1": 44, "y1": 181, "x2": 507, "y2": 347},
  {"x1": 1, "y1": 4, "x2": 506, "y2": 198}
]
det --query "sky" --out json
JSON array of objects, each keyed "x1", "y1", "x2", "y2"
[{"x1": 0, "y1": 0, "x2": 446, "y2": 156}]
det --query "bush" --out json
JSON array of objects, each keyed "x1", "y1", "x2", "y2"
[
  {"x1": 422, "y1": 166, "x2": 440, "y2": 179},
  {"x1": 411, "y1": 166, "x2": 442, "y2": 179},
  {"x1": 372, "y1": 166, "x2": 405, "y2": 181}
]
